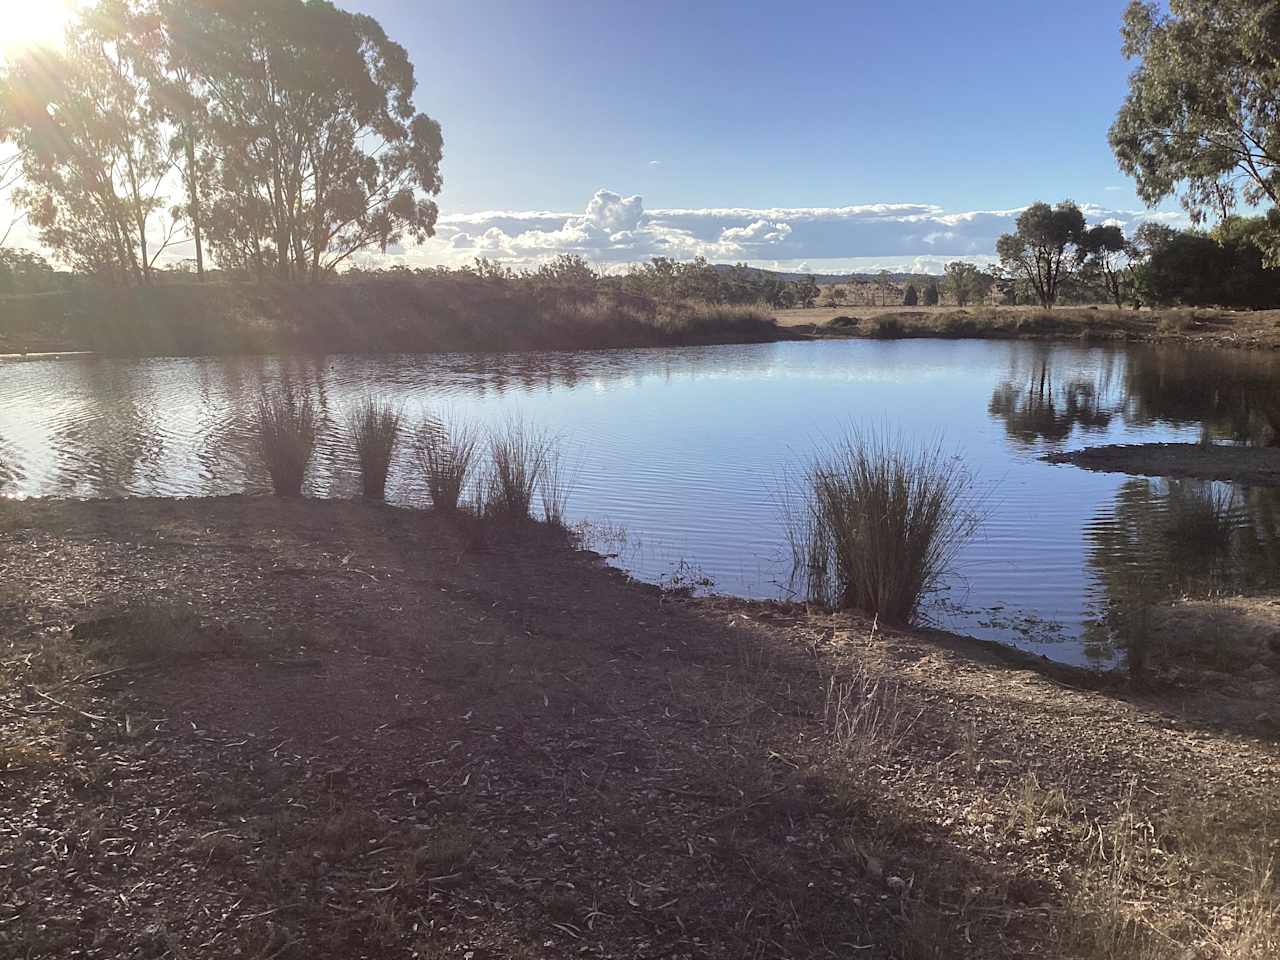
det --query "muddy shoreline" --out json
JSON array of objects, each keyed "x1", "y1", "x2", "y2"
[
  {"x1": 1042, "y1": 442, "x2": 1280, "y2": 486},
  {"x1": 1, "y1": 496, "x2": 1277, "y2": 958}
]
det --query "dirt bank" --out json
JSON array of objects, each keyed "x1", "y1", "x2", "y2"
[
  {"x1": 1042, "y1": 442, "x2": 1280, "y2": 486},
  {"x1": 777, "y1": 304, "x2": 1280, "y2": 352},
  {"x1": 1, "y1": 497, "x2": 1276, "y2": 958}
]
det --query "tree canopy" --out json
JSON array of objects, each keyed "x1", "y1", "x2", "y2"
[
  {"x1": 0, "y1": 0, "x2": 444, "y2": 282},
  {"x1": 996, "y1": 202, "x2": 1088, "y2": 308},
  {"x1": 1110, "y1": 0, "x2": 1280, "y2": 250}
]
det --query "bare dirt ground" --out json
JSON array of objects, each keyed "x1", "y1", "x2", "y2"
[
  {"x1": 1042, "y1": 443, "x2": 1280, "y2": 486},
  {"x1": 776, "y1": 304, "x2": 1280, "y2": 351},
  {"x1": 1, "y1": 497, "x2": 1277, "y2": 959}
]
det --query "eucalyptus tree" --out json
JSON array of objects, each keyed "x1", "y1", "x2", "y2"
[
  {"x1": 995, "y1": 202, "x2": 1088, "y2": 308},
  {"x1": 0, "y1": 0, "x2": 180, "y2": 282},
  {"x1": 1111, "y1": 1, "x2": 1280, "y2": 259},
  {"x1": 942, "y1": 261, "x2": 990, "y2": 307},
  {"x1": 1081, "y1": 224, "x2": 1133, "y2": 308},
  {"x1": 173, "y1": 0, "x2": 444, "y2": 279}
]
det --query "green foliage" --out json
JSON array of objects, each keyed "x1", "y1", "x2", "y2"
[
  {"x1": 0, "y1": 249, "x2": 57, "y2": 295},
  {"x1": 2, "y1": 2, "x2": 177, "y2": 282},
  {"x1": 922, "y1": 281, "x2": 940, "y2": 306},
  {"x1": 942, "y1": 262, "x2": 992, "y2": 307},
  {"x1": 618, "y1": 257, "x2": 811, "y2": 308},
  {"x1": 1081, "y1": 225, "x2": 1134, "y2": 308},
  {"x1": 1111, "y1": 0, "x2": 1280, "y2": 257},
  {"x1": 902, "y1": 284, "x2": 919, "y2": 307},
  {"x1": 1131, "y1": 219, "x2": 1280, "y2": 307},
  {"x1": 796, "y1": 274, "x2": 820, "y2": 308},
  {"x1": 995, "y1": 201, "x2": 1089, "y2": 308},
  {"x1": 0, "y1": 0, "x2": 443, "y2": 282}
]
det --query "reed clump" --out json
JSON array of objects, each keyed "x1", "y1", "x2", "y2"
[
  {"x1": 415, "y1": 413, "x2": 482, "y2": 513},
  {"x1": 539, "y1": 444, "x2": 578, "y2": 527},
  {"x1": 347, "y1": 397, "x2": 403, "y2": 501},
  {"x1": 786, "y1": 429, "x2": 980, "y2": 623},
  {"x1": 483, "y1": 417, "x2": 554, "y2": 520},
  {"x1": 253, "y1": 383, "x2": 317, "y2": 497}
]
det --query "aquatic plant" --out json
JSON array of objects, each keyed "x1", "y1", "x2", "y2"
[
  {"x1": 414, "y1": 413, "x2": 481, "y2": 513},
  {"x1": 347, "y1": 396, "x2": 403, "y2": 500},
  {"x1": 785, "y1": 428, "x2": 980, "y2": 623},
  {"x1": 253, "y1": 383, "x2": 317, "y2": 497}
]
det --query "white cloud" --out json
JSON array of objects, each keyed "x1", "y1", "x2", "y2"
[
  {"x1": 2, "y1": 184, "x2": 1192, "y2": 276},
  {"x1": 410, "y1": 190, "x2": 1190, "y2": 273}
]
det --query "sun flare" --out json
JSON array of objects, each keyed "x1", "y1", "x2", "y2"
[{"x1": 0, "y1": 0, "x2": 75, "y2": 56}]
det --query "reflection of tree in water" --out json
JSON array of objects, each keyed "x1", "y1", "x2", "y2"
[
  {"x1": 1121, "y1": 346, "x2": 1280, "y2": 445},
  {"x1": 989, "y1": 345, "x2": 1280, "y2": 448},
  {"x1": 988, "y1": 357, "x2": 1116, "y2": 446},
  {"x1": 1081, "y1": 478, "x2": 1280, "y2": 670}
]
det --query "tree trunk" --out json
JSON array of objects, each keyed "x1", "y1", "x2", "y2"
[{"x1": 184, "y1": 129, "x2": 204, "y2": 280}]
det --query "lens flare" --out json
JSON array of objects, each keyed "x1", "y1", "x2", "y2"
[{"x1": 0, "y1": 0, "x2": 75, "y2": 57}]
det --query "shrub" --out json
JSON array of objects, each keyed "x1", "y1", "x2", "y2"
[
  {"x1": 868, "y1": 315, "x2": 904, "y2": 339},
  {"x1": 347, "y1": 397, "x2": 403, "y2": 500},
  {"x1": 903, "y1": 284, "x2": 919, "y2": 307},
  {"x1": 415, "y1": 414, "x2": 481, "y2": 513},
  {"x1": 253, "y1": 383, "x2": 317, "y2": 497},
  {"x1": 786, "y1": 429, "x2": 980, "y2": 623}
]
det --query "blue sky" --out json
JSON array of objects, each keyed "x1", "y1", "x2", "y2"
[
  {"x1": 333, "y1": 0, "x2": 1187, "y2": 273},
  {"x1": 2, "y1": 0, "x2": 1189, "y2": 273},
  {"x1": 351, "y1": 0, "x2": 1146, "y2": 213}
]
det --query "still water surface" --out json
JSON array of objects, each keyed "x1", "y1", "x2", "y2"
[{"x1": 3, "y1": 339, "x2": 1280, "y2": 666}]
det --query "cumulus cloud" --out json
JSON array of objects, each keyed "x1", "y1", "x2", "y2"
[
  {"x1": 2, "y1": 183, "x2": 1191, "y2": 276},
  {"x1": 407, "y1": 189, "x2": 1189, "y2": 273}
]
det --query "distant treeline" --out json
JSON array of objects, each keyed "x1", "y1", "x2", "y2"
[{"x1": 0, "y1": 263, "x2": 791, "y2": 356}]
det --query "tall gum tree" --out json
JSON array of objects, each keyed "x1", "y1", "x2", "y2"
[
  {"x1": 176, "y1": 0, "x2": 443, "y2": 280},
  {"x1": 1111, "y1": 1, "x2": 1280, "y2": 256},
  {"x1": 0, "y1": 0, "x2": 183, "y2": 282},
  {"x1": 996, "y1": 202, "x2": 1088, "y2": 308}
]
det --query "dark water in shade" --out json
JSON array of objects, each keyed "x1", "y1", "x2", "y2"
[{"x1": 3, "y1": 339, "x2": 1280, "y2": 666}]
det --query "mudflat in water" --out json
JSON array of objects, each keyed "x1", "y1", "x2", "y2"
[{"x1": 2, "y1": 339, "x2": 1279, "y2": 666}]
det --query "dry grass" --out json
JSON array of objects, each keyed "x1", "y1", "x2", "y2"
[
  {"x1": 821, "y1": 662, "x2": 919, "y2": 769},
  {"x1": 253, "y1": 383, "x2": 317, "y2": 497},
  {"x1": 786, "y1": 428, "x2": 982, "y2": 623},
  {"x1": 1065, "y1": 790, "x2": 1279, "y2": 959},
  {"x1": 346, "y1": 396, "x2": 403, "y2": 500}
]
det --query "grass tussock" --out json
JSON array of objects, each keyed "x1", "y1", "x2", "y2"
[
  {"x1": 786, "y1": 428, "x2": 981, "y2": 623},
  {"x1": 415, "y1": 413, "x2": 482, "y2": 513},
  {"x1": 483, "y1": 417, "x2": 555, "y2": 521},
  {"x1": 347, "y1": 397, "x2": 403, "y2": 501},
  {"x1": 253, "y1": 383, "x2": 317, "y2": 497},
  {"x1": 538, "y1": 443, "x2": 578, "y2": 527},
  {"x1": 822, "y1": 663, "x2": 919, "y2": 769}
]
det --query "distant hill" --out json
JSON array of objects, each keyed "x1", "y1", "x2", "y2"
[{"x1": 709, "y1": 264, "x2": 935, "y2": 284}]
